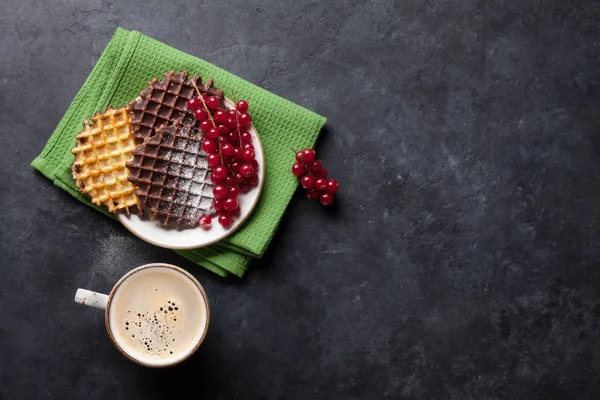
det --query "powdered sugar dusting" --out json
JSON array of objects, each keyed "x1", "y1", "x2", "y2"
[
  {"x1": 87, "y1": 232, "x2": 140, "y2": 290},
  {"x1": 128, "y1": 123, "x2": 215, "y2": 228},
  {"x1": 170, "y1": 151, "x2": 184, "y2": 165}
]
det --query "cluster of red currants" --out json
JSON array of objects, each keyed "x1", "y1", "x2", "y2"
[
  {"x1": 292, "y1": 148, "x2": 339, "y2": 206},
  {"x1": 187, "y1": 93, "x2": 259, "y2": 229}
]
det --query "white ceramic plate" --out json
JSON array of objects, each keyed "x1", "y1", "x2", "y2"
[{"x1": 118, "y1": 98, "x2": 264, "y2": 250}]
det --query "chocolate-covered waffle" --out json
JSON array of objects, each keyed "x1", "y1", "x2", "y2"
[
  {"x1": 126, "y1": 121, "x2": 215, "y2": 229},
  {"x1": 129, "y1": 70, "x2": 224, "y2": 142}
]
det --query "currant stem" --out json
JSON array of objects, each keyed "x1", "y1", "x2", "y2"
[
  {"x1": 231, "y1": 89, "x2": 244, "y2": 151},
  {"x1": 191, "y1": 81, "x2": 217, "y2": 128}
]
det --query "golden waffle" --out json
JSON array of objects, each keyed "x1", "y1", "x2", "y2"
[
  {"x1": 127, "y1": 121, "x2": 215, "y2": 229},
  {"x1": 72, "y1": 106, "x2": 141, "y2": 215}
]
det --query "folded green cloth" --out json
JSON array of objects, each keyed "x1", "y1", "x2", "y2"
[{"x1": 31, "y1": 28, "x2": 326, "y2": 278}]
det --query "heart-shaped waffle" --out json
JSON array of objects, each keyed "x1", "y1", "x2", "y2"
[{"x1": 126, "y1": 121, "x2": 215, "y2": 229}]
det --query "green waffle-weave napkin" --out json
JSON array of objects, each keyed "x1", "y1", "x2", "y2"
[{"x1": 31, "y1": 28, "x2": 326, "y2": 278}]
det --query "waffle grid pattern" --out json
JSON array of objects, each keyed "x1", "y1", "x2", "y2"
[
  {"x1": 127, "y1": 122, "x2": 214, "y2": 229},
  {"x1": 129, "y1": 71, "x2": 200, "y2": 141},
  {"x1": 71, "y1": 106, "x2": 140, "y2": 215}
]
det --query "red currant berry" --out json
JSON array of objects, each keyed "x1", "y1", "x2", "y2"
[
  {"x1": 240, "y1": 164, "x2": 254, "y2": 178},
  {"x1": 234, "y1": 173, "x2": 244, "y2": 183},
  {"x1": 243, "y1": 149, "x2": 256, "y2": 162},
  {"x1": 227, "y1": 109, "x2": 238, "y2": 118},
  {"x1": 223, "y1": 197, "x2": 238, "y2": 211},
  {"x1": 326, "y1": 179, "x2": 339, "y2": 194},
  {"x1": 301, "y1": 175, "x2": 315, "y2": 189},
  {"x1": 207, "y1": 154, "x2": 221, "y2": 167},
  {"x1": 240, "y1": 131, "x2": 252, "y2": 143},
  {"x1": 315, "y1": 178, "x2": 327, "y2": 191},
  {"x1": 230, "y1": 206, "x2": 241, "y2": 216},
  {"x1": 214, "y1": 110, "x2": 228, "y2": 124},
  {"x1": 318, "y1": 167, "x2": 328, "y2": 178},
  {"x1": 213, "y1": 185, "x2": 228, "y2": 199},
  {"x1": 295, "y1": 151, "x2": 304, "y2": 162},
  {"x1": 247, "y1": 173, "x2": 259, "y2": 185},
  {"x1": 236, "y1": 100, "x2": 249, "y2": 113},
  {"x1": 200, "y1": 120, "x2": 212, "y2": 132},
  {"x1": 306, "y1": 189, "x2": 320, "y2": 200},
  {"x1": 219, "y1": 135, "x2": 229, "y2": 144},
  {"x1": 202, "y1": 139, "x2": 218, "y2": 154},
  {"x1": 194, "y1": 108, "x2": 209, "y2": 121},
  {"x1": 210, "y1": 174, "x2": 224, "y2": 184},
  {"x1": 308, "y1": 160, "x2": 322, "y2": 173},
  {"x1": 228, "y1": 186, "x2": 240, "y2": 198},
  {"x1": 224, "y1": 176, "x2": 237, "y2": 187},
  {"x1": 207, "y1": 127, "x2": 220, "y2": 139},
  {"x1": 239, "y1": 112, "x2": 251, "y2": 126},
  {"x1": 221, "y1": 143, "x2": 234, "y2": 157},
  {"x1": 239, "y1": 182, "x2": 250, "y2": 193},
  {"x1": 250, "y1": 159, "x2": 259, "y2": 170},
  {"x1": 218, "y1": 124, "x2": 230, "y2": 135},
  {"x1": 228, "y1": 131, "x2": 239, "y2": 143},
  {"x1": 233, "y1": 148, "x2": 243, "y2": 161},
  {"x1": 227, "y1": 117, "x2": 235, "y2": 127},
  {"x1": 292, "y1": 162, "x2": 306, "y2": 177},
  {"x1": 320, "y1": 193, "x2": 335, "y2": 206},
  {"x1": 213, "y1": 198, "x2": 225, "y2": 211},
  {"x1": 218, "y1": 214, "x2": 232, "y2": 228},
  {"x1": 198, "y1": 215, "x2": 212, "y2": 230},
  {"x1": 213, "y1": 166, "x2": 229, "y2": 180},
  {"x1": 230, "y1": 161, "x2": 242, "y2": 173},
  {"x1": 187, "y1": 97, "x2": 201, "y2": 111},
  {"x1": 243, "y1": 143, "x2": 254, "y2": 150},
  {"x1": 207, "y1": 96, "x2": 220, "y2": 109},
  {"x1": 302, "y1": 148, "x2": 316, "y2": 163},
  {"x1": 201, "y1": 93, "x2": 208, "y2": 102}
]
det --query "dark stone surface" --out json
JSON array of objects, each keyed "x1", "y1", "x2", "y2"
[{"x1": 1, "y1": 0, "x2": 600, "y2": 398}]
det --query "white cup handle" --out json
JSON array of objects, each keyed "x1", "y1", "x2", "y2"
[{"x1": 74, "y1": 288, "x2": 109, "y2": 310}]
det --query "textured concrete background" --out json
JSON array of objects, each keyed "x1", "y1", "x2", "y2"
[{"x1": 1, "y1": 0, "x2": 600, "y2": 399}]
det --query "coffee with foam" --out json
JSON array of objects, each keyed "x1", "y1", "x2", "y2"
[{"x1": 107, "y1": 265, "x2": 208, "y2": 366}]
